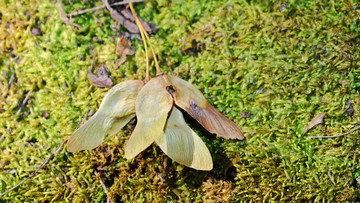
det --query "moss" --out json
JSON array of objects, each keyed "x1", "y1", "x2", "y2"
[{"x1": 1, "y1": 0, "x2": 360, "y2": 201}]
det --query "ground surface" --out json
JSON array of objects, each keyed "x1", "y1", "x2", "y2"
[{"x1": 1, "y1": 0, "x2": 360, "y2": 202}]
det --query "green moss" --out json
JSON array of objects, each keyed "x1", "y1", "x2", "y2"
[{"x1": 1, "y1": 0, "x2": 360, "y2": 201}]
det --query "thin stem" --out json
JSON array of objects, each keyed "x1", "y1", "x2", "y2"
[
  {"x1": 129, "y1": 2, "x2": 150, "y2": 81},
  {"x1": 308, "y1": 125, "x2": 360, "y2": 138},
  {"x1": 129, "y1": 2, "x2": 162, "y2": 75},
  {"x1": 68, "y1": 0, "x2": 146, "y2": 17},
  {"x1": 0, "y1": 139, "x2": 68, "y2": 197}
]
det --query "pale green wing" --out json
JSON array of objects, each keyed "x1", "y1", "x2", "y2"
[
  {"x1": 155, "y1": 107, "x2": 213, "y2": 171},
  {"x1": 67, "y1": 80, "x2": 144, "y2": 152},
  {"x1": 67, "y1": 115, "x2": 106, "y2": 152},
  {"x1": 125, "y1": 76, "x2": 173, "y2": 159},
  {"x1": 165, "y1": 75, "x2": 244, "y2": 140}
]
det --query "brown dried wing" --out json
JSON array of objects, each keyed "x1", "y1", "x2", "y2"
[{"x1": 164, "y1": 75, "x2": 244, "y2": 140}]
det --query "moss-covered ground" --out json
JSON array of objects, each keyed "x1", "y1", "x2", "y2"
[{"x1": 1, "y1": 0, "x2": 360, "y2": 201}]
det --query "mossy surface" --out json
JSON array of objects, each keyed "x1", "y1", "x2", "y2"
[{"x1": 1, "y1": 0, "x2": 360, "y2": 201}]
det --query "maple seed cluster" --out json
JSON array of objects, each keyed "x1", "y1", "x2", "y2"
[{"x1": 67, "y1": 2, "x2": 244, "y2": 171}]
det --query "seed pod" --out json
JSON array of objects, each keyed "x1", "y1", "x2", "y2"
[
  {"x1": 67, "y1": 80, "x2": 144, "y2": 152},
  {"x1": 125, "y1": 77, "x2": 173, "y2": 159}
]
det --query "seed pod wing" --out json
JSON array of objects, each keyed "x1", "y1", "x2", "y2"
[
  {"x1": 125, "y1": 77, "x2": 173, "y2": 159},
  {"x1": 156, "y1": 107, "x2": 213, "y2": 170},
  {"x1": 67, "y1": 80, "x2": 144, "y2": 152},
  {"x1": 165, "y1": 75, "x2": 244, "y2": 140}
]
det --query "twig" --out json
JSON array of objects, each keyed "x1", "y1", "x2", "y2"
[
  {"x1": 102, "y1": 0, "x2": 139, "y2": 34},
  {"x1": 0, "y1": 134, "x2": 5, "y2": 143},
  {"x1": 308, "y1": 125, "x2": 360, "y2": 138},
  {"x1": 327, "y1": 170, "x2": 335, "y2": 185},
  {"x1": 6, "y1": 71, "x2": 15, "y2": 91},
  {"x1": 0, "y1": 139, "x2": 69, "y2": 197},
  {"x1": 94, "y1": 170, "x2": 114, "y2": 203},
  {"x1": 58, "y1": 0, "x2": 82, "y2": 29},
  {"x1": 68, "y1": 0, "x2": 146, "y2": 17},
  {"x1": 90, "y1": 51, "x2": 98, "y2": 72},
  {"x1": 5, "y1": 49, "x2": 29, "y2": 68},
  {"x1": 16, "y1": 90, "x2": 33, "y2": 115}
]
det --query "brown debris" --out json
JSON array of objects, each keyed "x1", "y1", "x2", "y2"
[
  {"x1": 88, "y1": 64, "x2": 113, "y2": 88},
  {"x1": 87, "y1": 52, "x2": 113, "y2": 88},
  {"x1": 31, "y1": 27, "x2": 42, "y2": 36},
  {"x1": 241, "y1": 111, "x2": 252, "y2": 118},
  {"x1": 343, "y1": 99, "x2": 354, "y2": 117},
  {"x1": 121, "y1": 8, "x2": 159, "y2": 33},
  {"x1": 303, "y1": 112, "x2": 326, "y2": 135},
  {"x1": 115, "y1": 37, "x2": 135, "y2": 68},
  {"x1": 102, "y1": 0, "x2": 158, "y2": 36}
]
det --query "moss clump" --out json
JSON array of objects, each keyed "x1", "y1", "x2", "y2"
[{"x1": 1, "y1": 0, "x2": 360, "y2": 201}]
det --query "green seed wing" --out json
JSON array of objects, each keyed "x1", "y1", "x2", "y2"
[
  {"x1": 155, "y1": 107, "x2": 213, "y2": 170},
  {"x1": 125, "y1": 77, "x2": 173, "y2": 159},
  {"x1": 67, "y1": 80, "x2": 143, "y2": 152}
]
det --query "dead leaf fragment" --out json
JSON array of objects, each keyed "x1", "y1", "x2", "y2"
[
  {"x1": 115, "y1": 37, "x2": 135, "y2": 68},
  {"x1": 343, "y1": 99, "x2": 354, "y2": 117},
  {"x1": 303, "y1": 112, "x2": 326, "y2": 135},
  {"x1": 87, "y1": 64, "x2": 113, "y2": 88}
]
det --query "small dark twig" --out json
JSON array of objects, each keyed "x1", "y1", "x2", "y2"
[
  {"x1": 69, "y1": 0, "x2": 146, "y2": 17},
  {"x1": 90, "y1": 51, "x2": 98, "y2": 73},
  {"x1": 327, "y1": 170, "x2": 335, "y2": 185},
  {"x1": 6, "y1": 71, "x2": 15, "y2": 91},
  {"x1": 5, "y1": 49, "x2": 29, "y2": 68},
  {"x1": 16, "y1": 90, "x2": 33, "y2": 115},
  {"x1": 94, "y1": 170, "x2": 114, "y2": 203},
  {"x1": 308, "y1": 125, "x2": 360, "y2": 138},
  {"x1": 58, "y1": 0, "x2": 82, "y2": 29},
  {"x1": 0, "y1": 139, "x2": 69, "y2": 197}
]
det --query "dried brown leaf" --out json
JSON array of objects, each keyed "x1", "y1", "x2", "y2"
[
  {"x1": 344, "y1": 99, "x2": 354, "y2": 117},
  {"x1": 87, "y1": 64, "x2": 113, "y2": 88},
  {"x1": 303, "y1": 112, "x2": 326, "y2": 135},
  {"x1": 121, "y1": 8, "x2": 159, "y2": 33},
  {"x1": 110, "y1": 11, "x2": 139, "y2": 33},
  {"x1": 115, "y1": 37, "x2": 135, "y2": 68}
]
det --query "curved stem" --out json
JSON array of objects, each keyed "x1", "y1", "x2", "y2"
[
  {"x1": 129, "y1": 2, "x2": 162, "y2": 75},
  {"x1": 129, "y1": 2, "x2": 149, "y2": 81}
]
